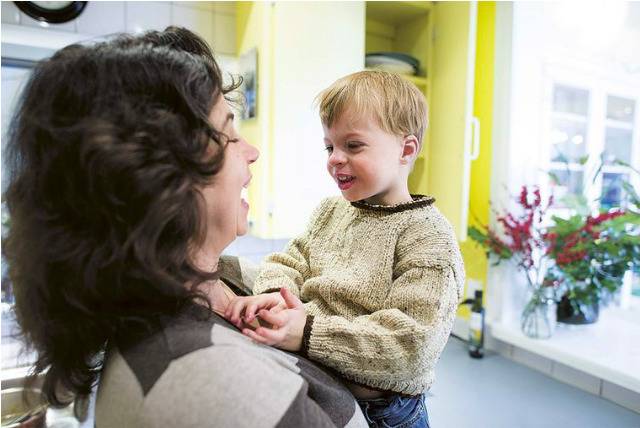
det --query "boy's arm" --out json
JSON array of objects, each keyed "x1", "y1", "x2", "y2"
[
  {"x1": 300, "y1": 223, "x2": 465, "y2": 396},
  {"x1": 252, "y1": 198, "x2": 336, "y2": 297},
  {"x1": 252, "y1": 237, "x2": 310, "y2": 298}
]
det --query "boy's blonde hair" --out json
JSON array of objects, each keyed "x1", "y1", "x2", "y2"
[{"x1": 316, "y1": 70, "x2": 428, "y2": 145}]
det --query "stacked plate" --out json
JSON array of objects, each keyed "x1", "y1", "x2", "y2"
[{"x1": 365, "y1": 52, "x2": 420, "y2": 76}]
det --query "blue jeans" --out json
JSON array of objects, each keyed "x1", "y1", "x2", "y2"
[{"x1": 357, "y1": 394, "x2": 430, "y2": 428}]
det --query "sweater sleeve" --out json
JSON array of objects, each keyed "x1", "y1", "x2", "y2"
[
  {"x1": 301, "y1": 217, "x2": 465, "y2": 395},
  {"x1": 252, "y1": 198, "x2": 336, "y2": 297}
]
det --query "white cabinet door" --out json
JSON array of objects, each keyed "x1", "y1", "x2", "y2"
[
  {"x1": 269, "y1": 2, "x2": 365, "y2": 238},
  {"x1": 429, "y1": 1, "x2": 478, "y2": 241}
]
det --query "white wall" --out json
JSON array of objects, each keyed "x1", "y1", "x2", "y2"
[
  {"x1": 1, "y1": 1, "x2": 236, "y2": 56},
  {"x1": 269, "y1": 2, "x2": 365, "y2": 237}
]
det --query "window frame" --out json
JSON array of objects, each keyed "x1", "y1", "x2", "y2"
[{"x1": 539, "y1": 64, "x2": 640, "y2": 215}]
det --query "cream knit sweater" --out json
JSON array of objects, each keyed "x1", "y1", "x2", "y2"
[{"x1": 253, "y1": 195, "x2": 465, "y2": 396}]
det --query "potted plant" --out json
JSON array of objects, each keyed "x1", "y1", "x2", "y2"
[{"x1": 544, "y1": 189, "x2": 640, "y2": 324}]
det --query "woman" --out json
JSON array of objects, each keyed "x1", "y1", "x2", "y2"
[{"x1": 3, "y1": 27, "x2": 367, "y2": 428}]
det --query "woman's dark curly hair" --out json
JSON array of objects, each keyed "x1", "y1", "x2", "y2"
[{"x1": 2, "y1": 27, "x2": 239, "y2": 406}]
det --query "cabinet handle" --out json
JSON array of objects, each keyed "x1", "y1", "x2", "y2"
[{"x1": 470, "y1": 116, "x2": 480, "y2": 161}]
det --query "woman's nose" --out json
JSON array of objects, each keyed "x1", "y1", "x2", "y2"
[{"x1": 243, "y1": 140, "x2": 259, "y2": 164}]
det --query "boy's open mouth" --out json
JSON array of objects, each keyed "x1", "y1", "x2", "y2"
[{"x1": 336, "y1": 174, "x2": 355, "y2": 191}]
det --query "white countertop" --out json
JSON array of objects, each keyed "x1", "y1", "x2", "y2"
[{"x1": 490, "y1": 308, "x2": 640, "y2": 394}]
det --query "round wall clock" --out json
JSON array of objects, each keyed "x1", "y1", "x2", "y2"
[{"x1": 14, "y1": 1, "x2": 88, "y2": 24}]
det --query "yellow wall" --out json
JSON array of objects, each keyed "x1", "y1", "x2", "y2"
[
  {"x1": 236, "y1": 2, "x2": 274, "y2": 236},
  {"x1": 459, "y1": 1, "x2": 495, "y2": 316}
]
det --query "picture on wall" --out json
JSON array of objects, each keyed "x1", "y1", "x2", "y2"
[{"x1": 239, "y1": 48, "x2": 257, "y2": 120}]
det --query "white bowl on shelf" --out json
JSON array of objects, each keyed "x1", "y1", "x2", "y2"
[{"x1": 365, "y1": 52, "x2": 419, "y2": 75}]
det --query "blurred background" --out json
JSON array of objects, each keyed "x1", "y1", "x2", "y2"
[{"x1": 1, "y1": 1, "x2": 639, "y2": 427}]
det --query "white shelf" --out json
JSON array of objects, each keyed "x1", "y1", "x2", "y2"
[{"x1": 490, "y1": 309, "x2": 640, "y2": 394}]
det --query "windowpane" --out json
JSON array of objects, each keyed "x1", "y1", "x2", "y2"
[
  {"x1": 549, "y1": 168, "x2": 584, "y2": 205},
  {"x1": 603, "y1": 127, "x2": 633, "y2": 165},
  {"x1": 553, "y1": 84, "x2": 589, "y2": 116},
  {"x1": 550, "y1": 118, "x2": 587, "y2": 163},
  {"x1": 607, "y1": 95, "x2": 635, "y2": 123},
  {"x1": 601, "y1": 172, "x2": 628, "y2": 209},
  {"x1": 1, "y1": 309, "x2": 33, "y2": 369},
  {"x1": 1, "y1": 65, "x2": 33, "y2": 370}
]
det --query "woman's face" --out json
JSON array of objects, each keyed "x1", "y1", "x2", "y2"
[{"x1": 201, "y1": 95, "x2": 259, "y2": 250}]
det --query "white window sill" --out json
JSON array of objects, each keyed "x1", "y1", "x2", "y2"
[{"x1": 490, "y1": 307, "x2": 640, "y2": 394}]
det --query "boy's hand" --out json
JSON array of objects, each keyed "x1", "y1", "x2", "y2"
[
  {"x1": 242, "y1": 288, "x2": 307, "y2": 352},
  {"x1": 224, "y1": 292, "x2": 285, "y2": 329}
]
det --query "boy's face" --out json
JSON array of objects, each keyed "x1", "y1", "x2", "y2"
[{"x1": 322, "y1": 110, "x2": 411, "y2": 205}]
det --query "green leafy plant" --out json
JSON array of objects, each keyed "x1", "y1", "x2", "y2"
[
  {"x1": 545, "y1": 156, "x2": 640, "y2": 312},
  {"x1": 544, "y1": 209, "x2": 640, "y2": 310}
]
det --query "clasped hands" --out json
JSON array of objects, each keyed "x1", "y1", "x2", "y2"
[{"x1": 223, "y1": 288, "x2": 307, "y2": 352}]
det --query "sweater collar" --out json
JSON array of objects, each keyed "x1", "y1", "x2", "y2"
[{"x1": 350, "y1": 194, "x2": 435, "y2": 213}]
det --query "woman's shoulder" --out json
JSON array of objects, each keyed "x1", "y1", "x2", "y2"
[{"x1": 97, "y1": 314, "x2": 292, "y2": 426}]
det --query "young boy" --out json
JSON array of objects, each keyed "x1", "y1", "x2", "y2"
[{"x1": 224, "y1": 70, "x2": 464, "y2": 427}]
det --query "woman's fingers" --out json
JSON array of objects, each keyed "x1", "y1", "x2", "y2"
[
  {"x1": 244, "y1": 303, "x2": 259, "y2": 322},
  {"x1": 225, "y1": 292, "x2": 287, "y2": 328},
  {"x1": 257, "y1": 309, "x2": 287, "y2": 328},
  {"x1": 226, "y1": 298, "x2": 248, "y2": 326},
  {"x1": 245, "y1": 294, "x2": 279, "y2": 322}
]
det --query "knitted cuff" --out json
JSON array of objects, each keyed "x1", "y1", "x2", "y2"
[{"x1": 299, "y1": 315, "x2": 315, "y2": 357}]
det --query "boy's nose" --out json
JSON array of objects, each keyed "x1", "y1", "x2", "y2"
[{"x1": 328, "y1": 150, "x2": 346, "y2": 166}]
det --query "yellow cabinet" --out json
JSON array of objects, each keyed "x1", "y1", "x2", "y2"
[{"x1": 366, "y1": 1, "x2": 478, "y2": 241}]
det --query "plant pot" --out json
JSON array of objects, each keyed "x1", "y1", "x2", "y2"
[{"x1": 556, "y1": 294, "x2": 599, "y2": 324}]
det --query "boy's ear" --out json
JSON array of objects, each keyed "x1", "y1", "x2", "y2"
[{"x1": 400, "y1": 135, "x2": 420, "y2": 165}]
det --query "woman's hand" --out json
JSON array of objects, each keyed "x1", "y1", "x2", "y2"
[
  {"x1": 224, "y1": 291, "x2": 285, "y2": 329},
  {"x1": 242, "y1": 288, "x2": 307, "y2": 352}
]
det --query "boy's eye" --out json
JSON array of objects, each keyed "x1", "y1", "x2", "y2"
[
  {"x1": 346, "y1": 142, "x2": 362, "y2": 150},
  {"x1": 324, "y1": 145, "x2": 334, "y2": 154}
]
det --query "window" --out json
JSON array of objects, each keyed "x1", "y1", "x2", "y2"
[
  {"x1": 1, "y1": 62, "x2": 35, "y2": 371},
  {"x1": 547, "y1": 84, "x2": 590, "y2": 207},
  {"x1": 542, "y1": 76, "x2": 640, "y2": 313},
  {"x1": 544, "y1": 82, "x2": 638, "y2": 212},
  {"x1": 602, "y1": 95, "x2": 636, "y2": 208}
]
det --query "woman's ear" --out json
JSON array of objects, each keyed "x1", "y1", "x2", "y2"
[{"x1": 400, "y1": 135, "x2": 420, "y2": 165}]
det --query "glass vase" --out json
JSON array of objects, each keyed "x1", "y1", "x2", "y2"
[{"x1": 520, "y1": 287, "x2": 557, "y2": 339}]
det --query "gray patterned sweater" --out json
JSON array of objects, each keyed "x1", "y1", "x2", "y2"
[{"x1": 95, "y1": 266, "x2": 367, "y2": 428}]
